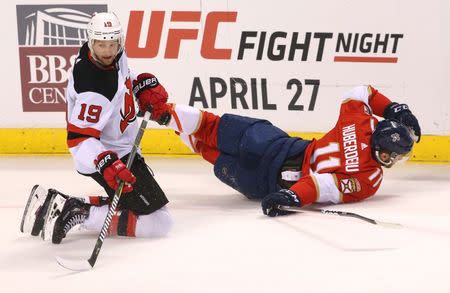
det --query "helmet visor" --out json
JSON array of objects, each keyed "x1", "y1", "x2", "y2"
[
  {"x1": 378, "y1": 150, "x2": 411, "y2": 168},
  {"x1": 390, "y1": 151, "x2": 411, "y2": 165}
]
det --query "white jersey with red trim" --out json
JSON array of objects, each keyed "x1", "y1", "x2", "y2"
[
  {"x1": 290, "y1": 86, "x2": 392, "y2": 206},
  {"x1": 66, "y1": 42, "x2": 138, "y2": 174}
]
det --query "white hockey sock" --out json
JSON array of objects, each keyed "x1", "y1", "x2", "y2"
[
  {"x1": 167, "y1": 104, "x2": 202, "y2": 134},
  {"x1": 178, "y1": 132, "x2": 198, "y2": 153},
  {"x1": 82, "y1": 205, "x2": 108, "y2": 231},
  {"x1": 81, "y1": 206, "x2": 173, "y2": 238}
]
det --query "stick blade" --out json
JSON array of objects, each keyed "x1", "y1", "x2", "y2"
[
  {"x1": 56, "y1": 256, "x2": 93, "y2": 271},
  {"x1": 375, "y1": 221, "x2": 403, "y2": 229}
]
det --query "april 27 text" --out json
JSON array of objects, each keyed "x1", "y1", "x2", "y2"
[{"x1": 188, "y1": 77, "x2": 320, "y2": 111}]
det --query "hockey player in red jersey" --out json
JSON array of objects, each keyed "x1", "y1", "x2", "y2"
[
  {"x1": 20, "y1": 12, "x2": 173, "y2": 243},
  {"x1": 136, "y1": 85, "x2": 420, "y2": 216}
]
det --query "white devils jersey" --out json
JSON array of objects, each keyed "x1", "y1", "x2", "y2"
[{"x1": 66, "y1": 43, "x2": 138, "y2": 174}]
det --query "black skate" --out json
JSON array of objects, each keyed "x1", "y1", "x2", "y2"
[
  {"x1": 20, "y1": 185, "x2": 67, "y2": 236},
  {"x1": 42, "y1": 196, "x2": 90, "y2": 244}
]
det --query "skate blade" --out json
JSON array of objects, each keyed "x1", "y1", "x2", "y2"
[
  {"x1": 41, "y1": 193, "x2": 61, "y2": 241},
  {"x1": 20, "y1": 185, "x2": 41, "y2": 233}
]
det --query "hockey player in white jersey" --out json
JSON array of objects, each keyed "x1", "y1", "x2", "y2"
[{"x1": 20, "y1": 12, "x2": 173, "y2": 243}]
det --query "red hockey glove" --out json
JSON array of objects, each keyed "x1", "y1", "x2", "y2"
[
  {"x1": 95, "y1": 151, "x2": 136, "y2": 192},
  {"x1": 132, "y1": 73, "x2": 171, "y2": 124}
]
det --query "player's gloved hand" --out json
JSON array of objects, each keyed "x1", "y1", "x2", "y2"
[
  {"x1": 261, "y1": 189, "x2": 301, "y2": 217},
  {"x1": 95, "y1": 151, "x2": 136, "y2": 192},
  {"x1": 384, "y1": 102, "x2": 421, "y2": 142},
  {"x1": 132, "y1": 73, "x2": 171, "y2": 125}
]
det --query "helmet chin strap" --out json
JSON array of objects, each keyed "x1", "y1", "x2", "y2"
[
  {"x1": 374, "y1": 150, "x2": 395, "y2": 168},
  {"x1": 375, "y1": 150, "x2": 408, "y2": 168}
]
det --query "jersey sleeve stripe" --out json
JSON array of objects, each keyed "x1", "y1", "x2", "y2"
[
  {"x1": 368, "y1": 168, "x2": 381, "y2": 180},
  {"x1": 67, "y1": 123, "x2": 101, "y2": 138},
  {"x1": 314, "y1": 173, "x2": 341, "y2": 204},
  {"x1": 332, "y1": 174, "x2": 344, "y2": 202},
  {"x1": 67, "y1": 137, "x2": 90, "y2": 148},
  {"x1": 372, "y1": 174, "x2": 383, "y2": 188}
]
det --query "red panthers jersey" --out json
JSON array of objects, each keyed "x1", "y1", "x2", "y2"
[{"x1": 289, "y1": 85, "x2": 392, "y2": 206}]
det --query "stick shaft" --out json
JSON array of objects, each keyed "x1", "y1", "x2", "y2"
[
  {"x1": 278, "y1": 205, "x2": 401, "y2": 228},
  {"x1": 87, "y1": 113, "x2": 150, "y2": 267}
]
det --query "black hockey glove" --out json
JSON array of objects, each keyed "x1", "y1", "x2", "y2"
[
  {"x1": 384, "y1": 102, "x2": 421, "y2": 142},
  {"x1": 261, "y1": 189, "x2": 301, "y2": 217}
]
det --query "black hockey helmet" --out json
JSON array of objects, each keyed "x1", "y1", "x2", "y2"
[{"x1": 371, "y1": 119, "x2": 414, "y2": 168}]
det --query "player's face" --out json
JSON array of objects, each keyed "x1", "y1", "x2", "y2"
[
  {"x1": 379, "y1": 151, "x2": 391, "y2": 163},
  {"x1": 379, "y1": 150, "x2": 409, "y2": 167},
  {"x1": 92, "y1": 40, "x2": 120, "y2": 66}
]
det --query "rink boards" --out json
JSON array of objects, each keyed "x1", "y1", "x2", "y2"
[{"x1": 1, "y1": 128, "x2": 449, "y2": 163}]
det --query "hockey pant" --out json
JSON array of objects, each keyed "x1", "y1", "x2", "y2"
[
  {"x1": 165, "y1": 105, "x2": 310, "y2": 199},
  {"x1": 81, "y1": 153, "x2": 172, "y2": 237}
]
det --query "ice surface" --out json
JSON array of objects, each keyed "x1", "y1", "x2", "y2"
[{"x1": 1, "y1": 156, "x2": 449, "y2": 293}]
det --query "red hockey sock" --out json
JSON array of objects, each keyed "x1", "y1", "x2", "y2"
[
  {"x1": 196, "y1": 141, "x2": 220, "y2": 164},
  {"x1": 87, "y1": 196, "x2": 110, "y2": 206},
  {"x1": 193, "y1": 111, "x2": 221, "y2": 148},
  {"x1": 108, "y1": 210, "x2": 137, "y2": 237}
]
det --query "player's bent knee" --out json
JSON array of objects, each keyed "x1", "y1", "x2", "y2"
[{"x1": 135, "y1": 207, "x2": 173, "y2": 237}]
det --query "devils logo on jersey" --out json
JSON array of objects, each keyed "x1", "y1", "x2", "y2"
[{"x1": 120, "y1": 78, "x2": 136, "y2": 133}]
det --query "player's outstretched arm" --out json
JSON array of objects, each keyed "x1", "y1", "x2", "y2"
[
  {"x1": 132, "y1": 73, "x2": 171, "y2": 125},
  {"x1": 368, "y1": 85, "x2": 421, "y2": 142}
]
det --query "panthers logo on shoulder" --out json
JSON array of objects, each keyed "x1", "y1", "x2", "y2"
[{"x1": 340, "y1": 178, "x2": 361, "y2": 194}]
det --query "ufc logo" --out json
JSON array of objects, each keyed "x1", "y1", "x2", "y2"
[{"x1": 126, "y1": 11, "x2": 237, "y2": 59}]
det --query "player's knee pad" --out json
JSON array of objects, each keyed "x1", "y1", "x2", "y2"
[{"x1": 135, "y1": 207, "x2": 173, "y2": 237}]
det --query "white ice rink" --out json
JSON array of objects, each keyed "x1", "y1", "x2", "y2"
[{"x1": 1, "y1": 156, "x2": 450, "y2": 293}]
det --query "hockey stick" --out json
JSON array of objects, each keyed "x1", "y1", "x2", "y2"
[
  {"x1": 56, "y1": 111, "x2": 151, "y2": 271},
  {"x1": 278, "y1": 206, "x2": 402, "y2": 228}
]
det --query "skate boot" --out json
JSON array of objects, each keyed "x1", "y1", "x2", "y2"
[
  {"x1": 42, "y1": 196, "x2": 90, "y2": 244},
  {"x1": 20, "y1": 185, "x2": 68, "y2": 236}
]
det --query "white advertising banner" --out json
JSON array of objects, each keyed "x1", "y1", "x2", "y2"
[{"x1": 2, "y1": 0, "x2": 449, "y2": 134}]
